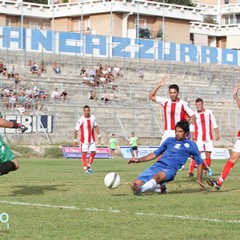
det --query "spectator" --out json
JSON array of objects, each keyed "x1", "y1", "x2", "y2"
[
  {"x1": 80, "y1": 66, "x2": 87, "y2": 78},
  {"x1": 52, "y1": 61, "x2": 61, "y2": 74},
  {"x1": 1, "y1": 65, "x2": 7, "y2": 78},
  {"x1": 60, "y1": 90, "x2": 68, "y2": 102},
  {"x1": 51, "y1": 88, "x2": 60, "y2": 101},
  {"x1": 101, "y1": 90, "x2": 109, "y2": 103},
  {"x1": 8, "y1": 66, "x2": 15, "y2": 79},
  {"x1": 113, "y1": 65, "x2": 121, "y2": 77},
  {"x1": 30, "y1": 63, "x2": 39, "y2": 76},
  {"x1": 88, "y1": 90, "x2": 97, "y2": 100},
  {"x1": 40, "y1": 60, "x2": 46, "y2": 76},
  {"x1": 8, "y1": 92, "x2": 17, "y2": 109},
  {"x1": 109, "y1": 91, "x2": 117, "y2": 102},
  {"x1": 27, "y1": 60, "x2": 33, "y2": 70},
  {"x1": 39, "y1": 88, "x2": 47, "y2": 100},
  {"x1": 14, "y1": 73, "x2": 21, "y2": 89}
]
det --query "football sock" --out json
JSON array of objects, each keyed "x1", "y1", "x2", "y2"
[
  {"x1": 88, "y1": 153, "x2": 95, "y2": 166},
  {"x1": 203, "y1": 162, "x2": 208, "y2": 169},
  {"x1": 0, "y1": 161, "x2": 17, "y2": 175},
  {"x1": 82, "y1": 154, "x2": 87, "y2": 170},
  {"x1": 141, "y1": 179, "x2": 157, "y2": 193},
  {"x1": 217, "y1": 160, "x2": 235, "y2": 186},
  {"x1": 205, "y1": 158, "x2": 211, "y2": 167},
  {"x1": 189, "y1": 158, "x2": 196, "y2": 174}
]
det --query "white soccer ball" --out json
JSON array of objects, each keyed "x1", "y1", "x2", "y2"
[{"x1": 104, "y1": 172, "x2": 121, "y2": 189}]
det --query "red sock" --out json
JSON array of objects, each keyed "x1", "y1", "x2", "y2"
[
  {"x1": 88, "y1": 153, "x2": 95, "y2": 166},
  {"x1": 217, "y1": 160, "x2": 235, "y2": 186},
  {"x1": 203, "y1": 161, "x2": 208, "y2": 169},
  {"x1": 189, "y1": 158, "x2": 196, "y2": 174},
  {"x1": 205, "y1": 158, "x2": 211, "y2": 167},
  {"x1": 81, "y1": 154, "x2": 87, "y2": 170}
]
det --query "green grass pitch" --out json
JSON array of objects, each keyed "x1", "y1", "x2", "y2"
[{"x1": 0, "y1": 157, "x2": 240, "y2": 240}]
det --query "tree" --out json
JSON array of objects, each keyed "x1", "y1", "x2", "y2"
[
  {"x1": 24, "y1": 0, "x2": 48, "y2": 4},
  {"x1": 156, "y1": 0, "x2": 195, "y2": 7}
]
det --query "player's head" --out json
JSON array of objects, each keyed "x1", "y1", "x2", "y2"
[
  {"x1": 168, "y1": 84, "x2": 179, "y2": 102},
  {"x1": 131, "y1": 132, "x2": 134, "y2": 136},
  {"x1": 83, "y1": 105, "x2": 90, "y2": 117},
  {"x1": 175, "y1": 120, "x2": 189, "y2": 140},
  {"x1": 195, "y1": 98, "x2": 204, "y2": 112},
  {"x1": 112, "y1": 133, "x2": 115, "y2": 137}
]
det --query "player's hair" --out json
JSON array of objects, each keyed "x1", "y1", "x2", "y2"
[
  {"x1": 168, "y1": 84, "x2": 179, "y2": 92},
  {"x1": 195, "y1": 97, "x2": 203, "y2": 103},
  {"x1": 175, "y1": 120, "x2": 189, "y2": 134},
  {"x1": 83, "y1": 105, "x2": 90, "y2": 110}
]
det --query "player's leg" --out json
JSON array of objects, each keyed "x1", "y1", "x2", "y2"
[
  {"x1": 0, "y1": 141, "x2": 19, "y2": 176},
  {"x1": 205, "y1": 151, "x2": 211, "y2": 167},
  {"x1": 131, "y1": 162, "x2": 175, "y2": 195},
  {"x1": 188, "y1": 158, "x2": 196, "y2": 177},
  {"x1": 87, "y1": 142, "x2": 97, "y2": 172},
  {"x1": 80, "y1": 143, "x2": 89, "y2": 173},
  {"x1": 207, "y1": 139, "x2": 240, "y2": 190},
  {"x1": 131, "y1": 147, "x2": 134, "y2": 158},
  {"x1": 135, "y1": 148, "x2": 138, "y2": 158}
]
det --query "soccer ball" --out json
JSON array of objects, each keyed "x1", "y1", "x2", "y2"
[{"x1": 104, "y1": 172, "x2": 121, "y2": 189}]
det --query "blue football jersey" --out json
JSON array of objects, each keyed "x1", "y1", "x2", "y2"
[{"x1": 154, "y1": 137, "x2": 203, "y2": 170}]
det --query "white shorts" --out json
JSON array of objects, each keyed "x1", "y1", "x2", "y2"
[
  {"x1": 81, "y1": 142, "x2": 96, "y2": 153},
  {"x1": 233, "y1": 138, "x2": 240, "y2": 153},
  {"x1": 160, "y1": 130, "x2": 175, "y2": 145},
  {"x1": 196, "y1": 140, "x2": 214, "y2": 152}
]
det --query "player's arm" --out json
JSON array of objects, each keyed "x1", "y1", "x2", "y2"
[
  {"x1": 149, "y1": 75, "x2": 168, "y2": 102},
  {"x1": 214, "y1": 127, "x2": 219, "y2": 141},
  {"x1": 192, "y1": 148, "x2": 204, "y2": 188},
  {"x1": 0, "y1": 118, "x2": 27, "y2": 132},
  {"x1": 73, "y1": 129, "x2": 78, "y2": 146},
  {"x1": 128, "y1": 152, "x2": 156, "y2": 164},
  {"x1": 94, "y1": 125, "x2": 101, "y2": 144},
  {"x1": 233, "y1": 85, "x2": 240, "y2": 109}
]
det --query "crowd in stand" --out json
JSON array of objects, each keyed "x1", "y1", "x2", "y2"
[
  {"x1": 82, "y1": 62, "x2": 122, "y2": 103},
  {"x1": 81, "y1": 63, "x2": 122, "y2": 88},
  {"x1": 0, "y1": 60, "x2": 122, "y2": 113}
]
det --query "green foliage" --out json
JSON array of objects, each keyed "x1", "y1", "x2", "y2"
[
  {"x1": 0, "y1": 158, "x2": 240, "y2": 239},
  {"x1": 43, "y1": 146, "x2": 63, "y2": 158},
  {"x1": 157, "y1": 0, "x2": 195, "y2": 7},
  {"x1": 9, "y1": 144, "x2": 40, "y2": 158},
  {"x1": 24, "y1": 0, "x2": 48, "y2": 4}
]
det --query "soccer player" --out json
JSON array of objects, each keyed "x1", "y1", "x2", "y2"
[
  {"x1": 149, "y1": 75, "x2": 195, "y2": 170},
  {"x1": 128, "y1": 120, "x2": 204, "y2": 195},
  {"x1": 73, "y1": 105, "x2": 101, "y2": 173},
  {"x1": 109, "y1": 133, "x2": 117, "y2": 159},
  {"x1": 0, "y1": 113, "x2": 27, "y2": 176},
  {"x1": 188, "y1": 98, "x2": 219, "y2": 177},
  {"x1": 207, "y1": 85, "x2": 240, "y2": 191},
  {"x1": 129, "y1": 132, "x2": 138, "y2": 158},
  {"x1": 149, "y1": 75, "x2": 195, "y2": 144}
]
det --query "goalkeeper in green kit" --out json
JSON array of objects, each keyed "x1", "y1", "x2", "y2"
[{"x1": 0, "y1": 112, "x2": 27, "y2": 176}]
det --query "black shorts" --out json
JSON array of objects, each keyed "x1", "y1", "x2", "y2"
[{"x1": 131, "y1": 146, "x2": 138, "y2": 151}]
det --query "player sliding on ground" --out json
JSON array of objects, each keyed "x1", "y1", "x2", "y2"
[
  {"x1": 207, "y1": 85, "x2": 240, "y2": 191},
  {"x1": 128, "y1": 120, "x2": 204, "y2": 195},
  {"x1": 0, "y1": 113, "x2": 27, "y2": 176}
]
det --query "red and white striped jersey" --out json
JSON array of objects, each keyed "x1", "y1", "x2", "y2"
[
  {"x1": 194, "y1": 109, "x2": 218, "y2": 141},
  {"x1": 75, "y1": 114, "x2": 97, "y2": 144},
  {"x1": 156, "y1": 96, "x2": 194, "y2": 130}
]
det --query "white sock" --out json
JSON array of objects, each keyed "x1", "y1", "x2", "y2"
[
  {"x1": 141, "y1": 179, "x2": 157, "y2": 193},
  {"x1": 154, "y1": 184, "x2": 161, "y2": 193}
]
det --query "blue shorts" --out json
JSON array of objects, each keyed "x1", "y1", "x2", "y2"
[{"x1": 137, "y1": 161, "x2": 177, "y2": 183}]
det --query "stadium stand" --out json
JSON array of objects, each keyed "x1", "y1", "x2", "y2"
[{"x1": 0, "y1": 50, "x2": 239, "y2": 147}]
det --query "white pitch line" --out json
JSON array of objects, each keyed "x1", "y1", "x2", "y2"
[{"x1": 0, "y1": 200, "x2": 240, "y2": 224}]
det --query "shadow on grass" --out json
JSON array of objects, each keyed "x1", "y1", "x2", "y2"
[{"x1": 10, "y1": 185, "x2": 65, "y2": 196}]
